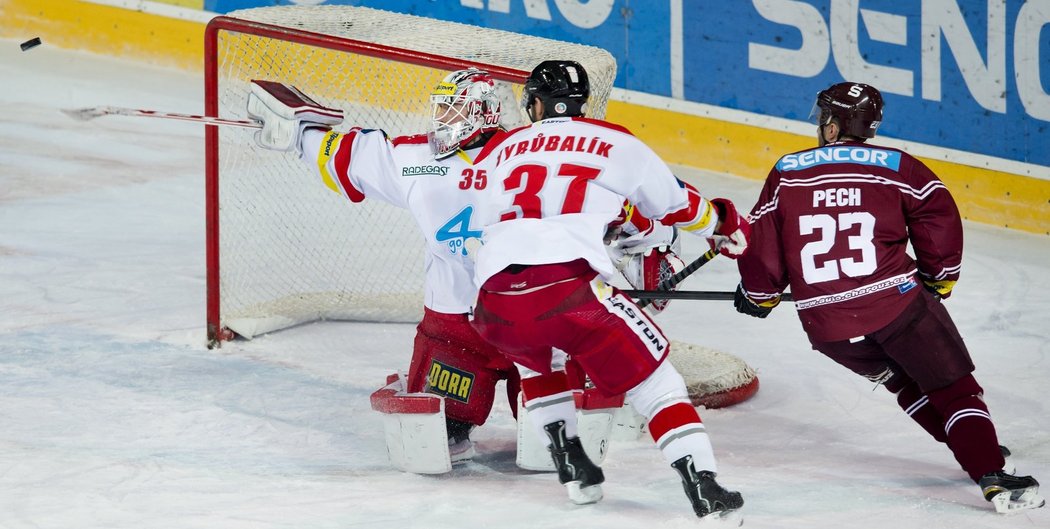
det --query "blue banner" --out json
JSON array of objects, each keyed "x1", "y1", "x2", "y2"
[{"x1": 206, "y1": 0, "x2": 1050, "y2": 167}]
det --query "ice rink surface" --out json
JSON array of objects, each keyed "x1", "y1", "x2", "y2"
[{"x1": 1, "y1": 40, "x2": 1048, "y2": 528}]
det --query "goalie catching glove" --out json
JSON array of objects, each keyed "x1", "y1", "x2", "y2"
[
  {"x1": 246, "y1": 80, "x2": 345, "y2": 154},
  {"x1": 608, "y1": 222, "x2": 684, "y2": 314}
]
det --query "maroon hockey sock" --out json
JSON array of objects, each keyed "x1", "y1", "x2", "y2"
[
  {"x1": 926, "y1": 375, "x2": 1005, "y2": 482},
  {"x1": 894, "y1": 381, "x2": 948, "y2": 443}
]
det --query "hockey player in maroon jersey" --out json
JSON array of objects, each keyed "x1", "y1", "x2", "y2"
[
  {"x1": 734, "y1": 81, "x2": 1044, "y2": 514},
  {"x1": 469, "y1": 60, "x2": 748, "y2": 520}
]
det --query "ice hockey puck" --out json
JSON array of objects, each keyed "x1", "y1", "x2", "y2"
[{"x1": 20, "y1": 37, "x2": 42, "y2": 51}]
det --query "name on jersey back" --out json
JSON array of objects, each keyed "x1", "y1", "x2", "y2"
[{"x1": 496, "y1": 134, "x2": 613, "y2": 166}]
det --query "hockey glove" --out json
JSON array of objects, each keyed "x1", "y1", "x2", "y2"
[
  {"x1": 621, "y1": 245, "x2": 686, "y2": 314},
  {"x1": 921, "y1": 278, "x2": 956, "y2": 300},
  {"x1": 733, "y1": 283, "x2": 779, "y2": 319},
  {"x1": 709, "y1": 198, "x2": 750, "y2": 259},
  {"x1": 246, "y1": 80, "x2": 345, "y2": 155}
]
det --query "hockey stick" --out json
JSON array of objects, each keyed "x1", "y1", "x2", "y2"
[
  {"x1": 61, "y1": 106, "x2": 262, "y2": 129},
  {"x1": 634, "y1": 247, "x2": 719, "y2": 309},
  {"x1": 625, "y1": 289, "x2": 795, "y2": 302}
]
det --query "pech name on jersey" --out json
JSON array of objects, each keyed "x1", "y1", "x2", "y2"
[
  {"x1": 496, "y1": 134, "x2": 613, "y2": 166},
  {"x1": 813, "y1": 188, "x2": 861, "y2": 207},
  {"x1": 777, "y1": 146, "x2": 901, "y2": 172}
]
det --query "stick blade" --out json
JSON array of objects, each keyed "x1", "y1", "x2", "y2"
[{"x1": 60, "y1": 106, "x2": 112, "y2": 121}]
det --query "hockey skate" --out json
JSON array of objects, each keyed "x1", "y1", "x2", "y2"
[
  {"x1": 671, "y1": 455, "x2": 744, "y2": 523},
  {"x1": 999, "y1": 445, "x2": 1015, "y2": 474},
  {"x1": 979, "y1": 471, "x2": 1045, "y2": 514},
  {"x1": 446, "y1": 418, "x2": 475, "y2": 464},
  {"x1": 544, "y1": 420, "x2": 605, "y2": 505}
]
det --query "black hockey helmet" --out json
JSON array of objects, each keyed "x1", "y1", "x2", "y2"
[
  {"x1": 521, "y1": 60, "x2": 590, "y2": 120},
  {"x1": 811, "y1": 82, "x2": 883, "y2": 140}
]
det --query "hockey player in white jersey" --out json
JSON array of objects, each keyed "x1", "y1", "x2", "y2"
[{"x1": 468, "y1": 60, "x2": 749, "y2": 520}]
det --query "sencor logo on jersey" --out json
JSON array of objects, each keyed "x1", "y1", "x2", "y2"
[
  {"x1": 403, "y1": 165, "x2": 450, "y2": 177},
  {"x1": 777, "y1": 146, "x2": 901, "y2": 172},
  {"x1": 426, "y1": 360, "x2": 474, "y2": 403}
]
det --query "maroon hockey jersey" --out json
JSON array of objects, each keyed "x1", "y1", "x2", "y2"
[{"x1": 737, "y1": 140, "x2": 963, "y2": 342}]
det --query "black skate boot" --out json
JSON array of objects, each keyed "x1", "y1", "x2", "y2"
[
  {"x1": 446, "y1": 418, "x2": 475, "y2": 463},
  {"x1": 979, "y1": 471, "x2": 1045, "y2": 514},
  {"x1": 544, "y1": 420, "x2": 605, "y2": 505},
  {"x1": 671, "y1": 455, "x2": 744, "y2": 521}
]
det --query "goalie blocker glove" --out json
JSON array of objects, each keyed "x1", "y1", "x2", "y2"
[{"x1": 246, "y1": 80, "x2": 345, "y2": 154}]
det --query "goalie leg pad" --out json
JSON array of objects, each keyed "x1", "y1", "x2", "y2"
[
  {"x1": 369, "y1": 374, "x2": 452, "y2": 474},
  {"x1": 407, "y1": 309, "x2": 515, "y2": 426}
]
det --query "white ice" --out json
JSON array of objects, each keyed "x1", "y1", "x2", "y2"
[{"x1": 1, "y1": 40, "x2": 1047, "y2": 529}]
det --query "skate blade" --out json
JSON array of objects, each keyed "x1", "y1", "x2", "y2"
[
  {"x1": 698, "y1": 508, "x2": 743, "y2": 526},
  {"x1": 566, "y1": 482, "x2": 603, "y2": 505},
  {"x1": 990, "y1": 487, "x2": 1045, "y2": 514}
]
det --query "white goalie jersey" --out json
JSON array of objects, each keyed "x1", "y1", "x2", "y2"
[{"x1": 300, "y1": 127, "x2": 488, "y2": 315}]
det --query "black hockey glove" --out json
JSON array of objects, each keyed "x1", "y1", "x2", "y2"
[{"x1": 734, "y1": 283, "x2": 778, "y2": 319}]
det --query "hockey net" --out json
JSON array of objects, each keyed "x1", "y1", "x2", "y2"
[
  {"x1": 204, "y1": 6, "x2": 617, "y2": 345},
  {"x1": 203, "y1": 6, "x2": 759, "y2": 407}
]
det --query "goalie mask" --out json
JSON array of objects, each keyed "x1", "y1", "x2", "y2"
[{"x1": 428, "y1": 68, "x2": 503, "y2": 159}]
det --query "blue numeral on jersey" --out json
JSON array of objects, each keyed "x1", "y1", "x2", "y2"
[{"x1": 436, "y1": 205, "x2": 482, "y2": 256}]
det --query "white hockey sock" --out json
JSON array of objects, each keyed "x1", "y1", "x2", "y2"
[
  {"x1": 523, "y1": 391, "x2": 579, "y2": 443},
  {"x1": 627, "y1": 361, "x2": 718, "y2": 472},
  {"x1": 519, "y1": 360, "x2": 579, "y2": 444}
]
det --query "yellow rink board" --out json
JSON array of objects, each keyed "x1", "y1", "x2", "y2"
[
  {"x1": 3, "y1": 0, "x2": 1046, "y2": 235},
  {"x1": 1, "y1": 0, "x2": 204, "y2": 71}
]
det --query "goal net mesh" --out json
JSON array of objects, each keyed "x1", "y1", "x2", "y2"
[{"x1": 207, "y1": 6, "x2": 617, "y2": 341}]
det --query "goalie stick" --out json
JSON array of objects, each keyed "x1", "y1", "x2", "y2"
[{"x1": 61, "y1": 106, "x2": 263, "y2": 129}]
